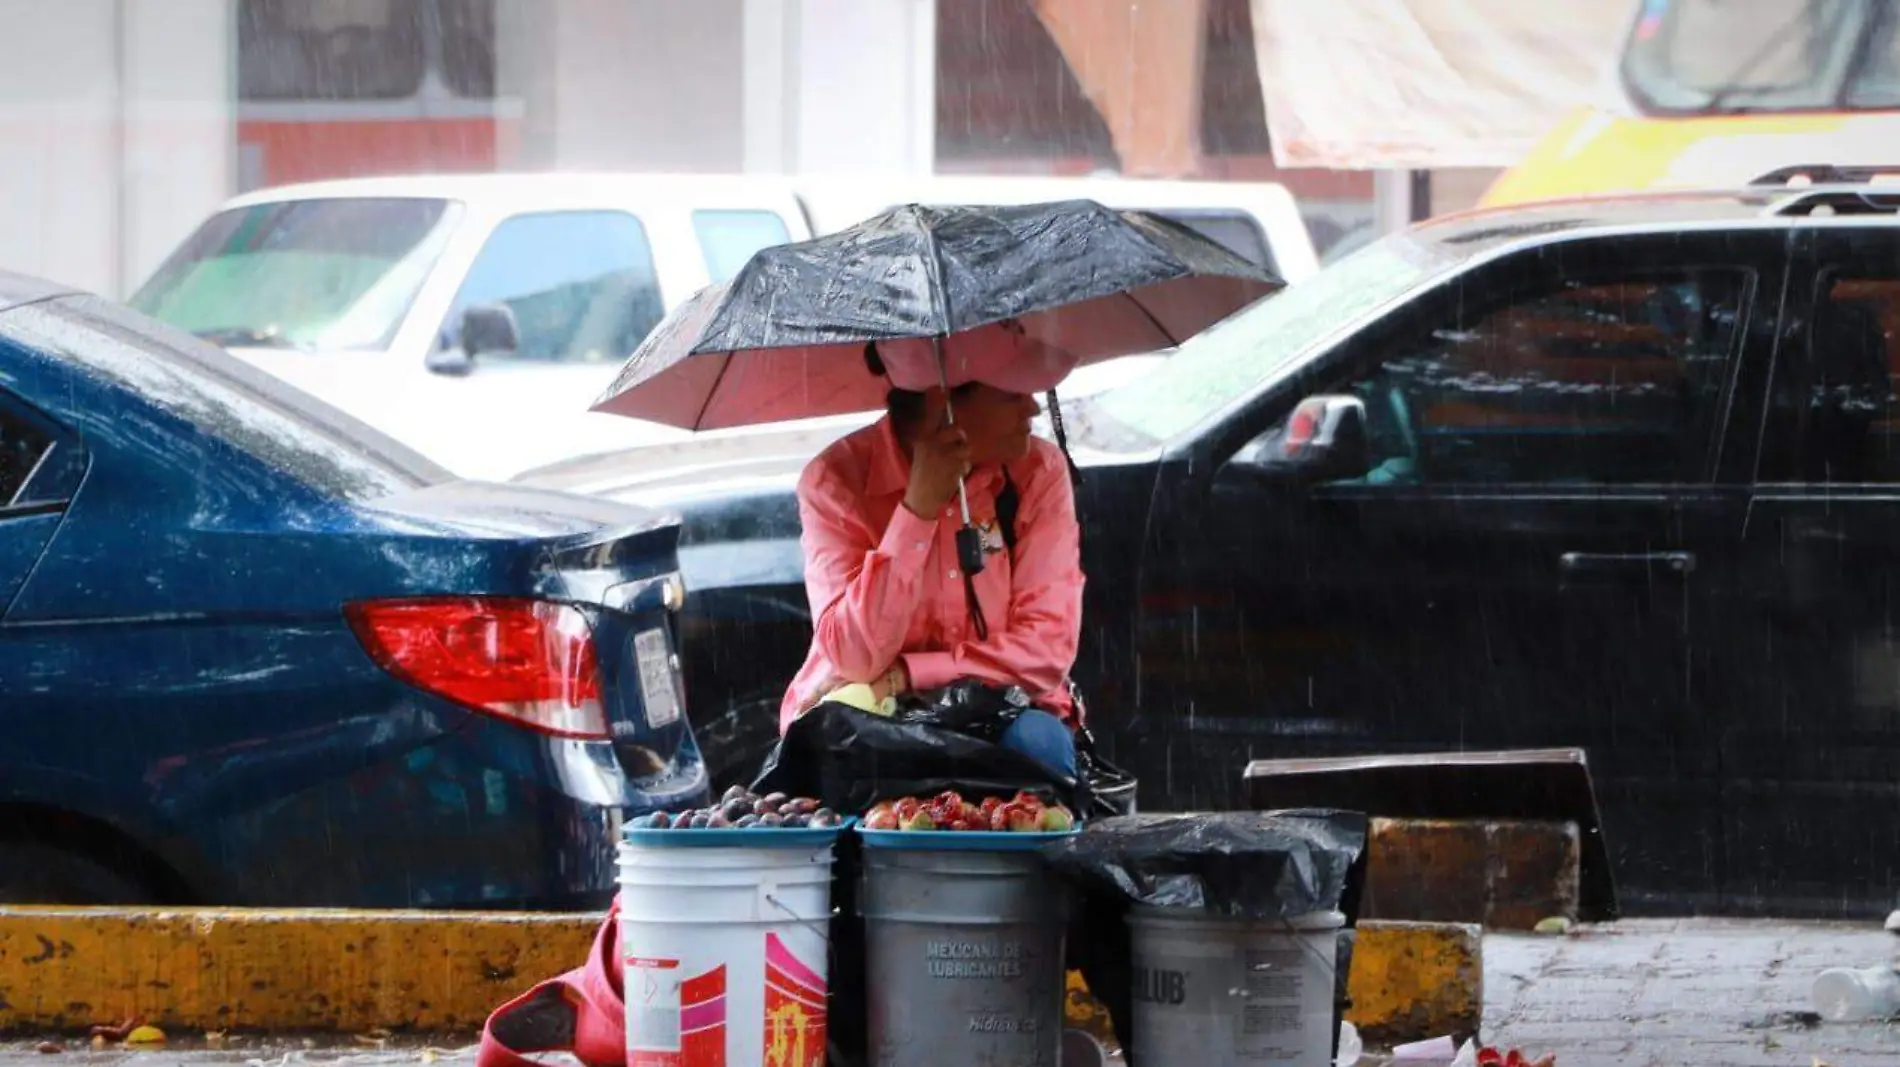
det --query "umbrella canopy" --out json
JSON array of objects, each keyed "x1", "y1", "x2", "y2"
[{"x1": 592, "y1": 199, "x2": 1283, "y2": 430}]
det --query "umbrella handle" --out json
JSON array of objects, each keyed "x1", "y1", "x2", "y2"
[
  {"x1": 932, "y1": 336, "x2": 983, "y2": 574},
  {"x1": 931, "y1": 336, "x2": 979, "y2": 532}
]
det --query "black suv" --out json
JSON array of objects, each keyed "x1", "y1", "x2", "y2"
[{"x1": 522, "y1": 181, "x2": 1900, "y2": 919}]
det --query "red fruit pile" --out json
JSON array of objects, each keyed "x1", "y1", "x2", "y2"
[
  {"x1": 862, "y1": 790, "x2": 1075, "y2": 833},
  {"x1": 1478, "y1": 1048, "x2": 1555, "y2": 1067}
]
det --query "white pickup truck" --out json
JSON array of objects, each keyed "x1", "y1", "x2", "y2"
[{"x1": 128, "y1": 173, "x2": 817, "y2": 482}]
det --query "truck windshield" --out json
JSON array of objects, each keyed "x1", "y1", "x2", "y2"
[
  {"x1": 1621, "y1": 0, "x2": 1896, "y2": 113},
  {"x1": 129, "y1": 197, "x2": 464, "y2": 352}
]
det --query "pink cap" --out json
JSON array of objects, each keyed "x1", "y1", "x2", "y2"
[{"x1": 874, "y1": 319, "x2": 1081, "y2": 396}]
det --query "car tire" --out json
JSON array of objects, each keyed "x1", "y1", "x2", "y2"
[{"x1": 0, "y1": 843, "x2": 156, "y2": 905}]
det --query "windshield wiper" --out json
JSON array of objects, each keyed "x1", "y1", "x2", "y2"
[{"x1": 191, "y1": 326, "x2": 306, "y2": 350}]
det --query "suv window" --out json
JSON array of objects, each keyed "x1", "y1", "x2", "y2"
[
  {"x1": 1765, "y1": 269, "x2": 1900, "y2": 483},
  {"x1": 693, "y1": 210, "x2": 793, "y2": 283},
  {"x1": 1337, "y1": 269, "x2": 1750, "y2": 485},
  {"x1": 443, "y1": 211, "x2": 666, "y2": 365}
]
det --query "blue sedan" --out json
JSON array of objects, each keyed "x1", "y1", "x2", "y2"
[{"x1": 0, "y1": 273, "x2": 708, "y2": 908}]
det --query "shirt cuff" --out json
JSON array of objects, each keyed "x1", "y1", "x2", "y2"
[
  {"x1": 879, "y1": 501, "x2": 937, "y2": 565},
  {"x1": 902, "y1": 651, "x2": 959, "y2": 691}
]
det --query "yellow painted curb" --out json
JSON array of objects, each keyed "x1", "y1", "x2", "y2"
[
  {"x1": 1346, "y1": 920, "x2": 1483, "y2": 1044},
  {"x1": 0, "y1": 908, "x2": 1479, "y2": 1043},
  {"x1": 0, "y1": 907, "x2": 597, "y2": 1033}
]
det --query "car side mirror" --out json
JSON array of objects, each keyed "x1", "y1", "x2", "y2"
[
  {"x1": 429, "y1": 302, "x2": 520, "y2": 377},
  {"x1": 461, "y1": 302, "x2": 520, "y2": 357},
  {"x1": 1233, "y1": 394, "x2": 1371, "y2": 484}
]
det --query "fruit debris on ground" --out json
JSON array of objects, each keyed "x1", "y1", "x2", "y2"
[{"x1": 862, "y1": 790, "x2": 1075, "y2": 832}]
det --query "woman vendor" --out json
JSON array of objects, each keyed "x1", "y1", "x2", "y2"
[{"x1": 779, "y1": 323, "x2": 1085, "y2": 777}]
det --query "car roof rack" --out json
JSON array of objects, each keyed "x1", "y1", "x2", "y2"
[
  {"x1": 1752, "y1": 164, "x2": 1900, "y2": 187},
  {"x1": 1768, "y1": 189, "x2": 1900, "y2": 216}
]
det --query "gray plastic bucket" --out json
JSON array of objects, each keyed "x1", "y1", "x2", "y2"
[
  {"x1": 860, "y1": 846, "x2": 1070, "y2": 1067},
  {"x1": 1129, "y1": 907, "x2": 1345, "y2": 1066}
]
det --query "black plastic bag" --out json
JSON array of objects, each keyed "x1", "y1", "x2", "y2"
[
  {"x1": 748, "y1": 698, "x2": 1088, "y2": 815},
  {"x1": 1041, "y1": 810, "x2": 1370, "y2": 1064},
  {"x1": 890, "y1": 677, "x2": 1031, "y2": 742}
]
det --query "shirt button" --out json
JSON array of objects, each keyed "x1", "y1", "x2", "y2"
[{"x1": 947, "y1": 569, "x2": 959, "y2": 579}]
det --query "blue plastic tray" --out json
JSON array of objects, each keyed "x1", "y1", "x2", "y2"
[
  {"x1": 622, "y1": 816, "x2": 856, "y2": 850},
  {"x1": 856, "y1": 826, "x2": 1079, "y2": 852}
]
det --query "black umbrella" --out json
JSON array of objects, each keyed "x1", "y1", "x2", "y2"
[
  {"x1": 593, "y1": 198, "x2": 1282, "y2": 586},
  {"x1": 591, "y1": 198, "x2": 1283, "y2": 431}
]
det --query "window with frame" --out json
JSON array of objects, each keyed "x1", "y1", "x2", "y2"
[
  {"x1": 1334, "y1": 268, "x2": 1751, "y2": 486},
  {"x1": 0, "y1": 402, "x2": 56, "y2": 509},
  {"x1": 1761, "y1": 268, "x2": 1900, "y2": 483},
  {"x1": 442, "y1": 211, "x2": 666, "y2": 364},
  {"x1": 692, "y1": 210, "x2": 793, "y2": 284},
  {"x1": 238, "y1": 0, "x2": 427, "y2": 102}
]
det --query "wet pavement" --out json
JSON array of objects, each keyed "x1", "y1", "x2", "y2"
[
  {"x1": 1484, "y1": 918, "x2": 1900, "y2": 1067},
  {"x1": 1, "y1": 919, "x2": 1893, "y2": 1067}
]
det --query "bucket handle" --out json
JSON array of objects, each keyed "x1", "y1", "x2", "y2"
[{"x1": 757, "y1": 879, "x2": 833, "y2": 944}]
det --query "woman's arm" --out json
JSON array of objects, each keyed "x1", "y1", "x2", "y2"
[
  {"x1": 901, "y1": 449, "x2": 1084, "y2": 694},
  {"x1": 799, "y1": 461, "x2": 939, "y2": 684}
]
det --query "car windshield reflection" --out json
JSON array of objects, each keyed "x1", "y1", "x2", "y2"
[{"x1": 1072, "y1": 233, "x2": 1461, "y2": 450}]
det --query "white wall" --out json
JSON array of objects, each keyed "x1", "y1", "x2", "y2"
[
  {"x1": 503, "y1": 0, "x2": 935, "y2": 176},
  {"x1": 744, "y1": 0, "x2": 936, "y2": 175},
  {"x1": 0, "y1": 0, "x2": 234, "y2": 298}
]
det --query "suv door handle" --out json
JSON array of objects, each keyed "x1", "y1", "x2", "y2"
[{"x1": 1559, "y1": 551, "x2": 1697, "y2": 586}]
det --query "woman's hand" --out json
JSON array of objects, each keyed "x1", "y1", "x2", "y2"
[
  {"x1": 870, "y1": 661, "x2": 910, "y2": 703},
  {"x1": 903, "y1": 388, "x2": 971, "y2": 519}
]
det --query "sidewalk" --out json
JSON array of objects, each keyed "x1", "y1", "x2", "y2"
[{"x1": 1484, "y1": 918, "x2": 1900, "y2": 1067}]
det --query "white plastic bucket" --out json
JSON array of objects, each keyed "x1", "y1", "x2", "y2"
[
  {"x1": 1129, "y1": 907, "x2": 1345, "y2": 1067},
  {"x1": 617, "y1": 840, "x2": 835, "y2": 1067}
]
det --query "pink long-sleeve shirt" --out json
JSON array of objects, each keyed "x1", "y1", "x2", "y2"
[{"x1": 779, "y1": 416, "x2": 1085, "y2": 732}]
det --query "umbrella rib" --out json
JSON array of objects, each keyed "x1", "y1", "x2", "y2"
[
  {"x1": 1122, "y1": 289, "x2": 1181, "y2": 350},
  {"x1": 690, "y1": 351, "x2": 733, "y2": 431}
]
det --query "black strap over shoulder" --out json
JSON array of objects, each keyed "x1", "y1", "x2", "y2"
[{"x1": 996, "y1": 469, "x2": 1021, "y2": 555}]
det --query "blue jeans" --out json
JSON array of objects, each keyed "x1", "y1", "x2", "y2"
[{"x1": 999, "y1": 708, "x2": 1077, "y2": 778}]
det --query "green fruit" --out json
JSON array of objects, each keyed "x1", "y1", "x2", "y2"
[{"x1": 903, "y1": 811, "x2": 936, "y2": 831}]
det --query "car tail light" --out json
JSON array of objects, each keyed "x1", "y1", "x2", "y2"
[{"x1": 346, "y1": 597, "x2": 609, "y2": 740}]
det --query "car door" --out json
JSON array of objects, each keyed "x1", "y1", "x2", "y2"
[
  {"x1": 1150, "y1": 230, "x2": 1784, "y2": 911},
  {"x1": 1708, "y1": 221, "x2": 1900, "y2": 917}
]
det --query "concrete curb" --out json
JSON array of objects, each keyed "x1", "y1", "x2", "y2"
[
  {"x1": 0, "y1": 909, "x2": 1481, "y2": 1043},
  {"x1": 0, "y1": 908, "x2": 591, "y2": 1034}
]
